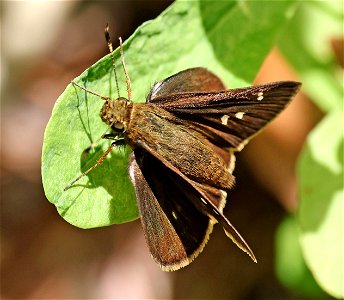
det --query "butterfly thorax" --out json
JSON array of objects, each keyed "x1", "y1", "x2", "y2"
[{"x1": 100, "y1": 97, "x2": 132, "y2": 131}]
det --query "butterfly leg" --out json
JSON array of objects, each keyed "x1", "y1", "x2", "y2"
[
  {"x1": 82, "y1": 133, "x2": 119, "y2": 156},
  {"x1": 101, "y1": 133, "x2": 120, "y2": 140}
]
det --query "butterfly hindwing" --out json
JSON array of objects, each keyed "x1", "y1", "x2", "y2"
[
  {"x1": 132, "y1": 140, "x2": 256, "y2": 262},
  {"x1": 129, "y1": 150, "x2": 214, "y2": 271},
  {"x1": 147, "y1": 67, "x2": 226, "y2": 100}
]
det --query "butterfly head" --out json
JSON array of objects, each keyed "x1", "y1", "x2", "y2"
[{"x1": 100, "y1": 97, "x2": 130, "y2": 131}]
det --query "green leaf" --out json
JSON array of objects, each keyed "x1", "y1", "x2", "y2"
[
  {"x1": 275, "y1": 215, "x2": 328, "y2": 297},
  {"x1": 42, "y1": 0, "x2": 298, "y2": 228},
  {"x1": 278, "y1": 1, "x2": 343, "y2": 112},
  {"x1": 297, "y1": 111, "x2": 344, "y2": 298}
]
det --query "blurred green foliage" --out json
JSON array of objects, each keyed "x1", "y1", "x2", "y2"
[
  {"x1": 278, "y1": 1, "x2": 343, "y2": 298},
  {"x1": 275, "y1": 215, "x2": 327, "y2": 298}
]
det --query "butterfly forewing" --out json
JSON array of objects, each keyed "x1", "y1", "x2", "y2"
[{"x1": 149, "y1": 76, "x2": 301, "y2": 150}]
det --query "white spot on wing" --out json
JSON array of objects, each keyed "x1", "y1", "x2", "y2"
[
  {"x1": 201, "y1": 198, "x2": 207, "y2": 204},
  {"x1": 221, "y1": 114, "x2": 229, "y2": 125},
  {"x1": 235, "y1": 112, "x2": 245, "y2": 119},
  {"x1": 257, "y1": 91, "x2": 264, "y2": 101}
]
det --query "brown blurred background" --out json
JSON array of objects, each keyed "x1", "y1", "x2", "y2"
[{"x1": 1, "y1": 1, "x2": 322, "y2": 298}]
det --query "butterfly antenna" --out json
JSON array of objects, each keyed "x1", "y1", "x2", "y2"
[
  {"x1": 71, "y1": 81, "x2": 110, "y2": 101},
  {"x1": 104, "y1": 24, "x2": 120, "y2": 99},
  {"x1": 119, "y1": 37, "x2": 132, "y2": 100}
]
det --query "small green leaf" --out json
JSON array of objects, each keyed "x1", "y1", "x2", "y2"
[
  {"x1": 298, "y1": 111, "x2": 344, "y2": 298},
  {"x1": 42, "y1": 0, "x2": 298, "y2": 228},
  {"x1": 279, "y1": 1, "x2": 343, "y2": 112}
]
